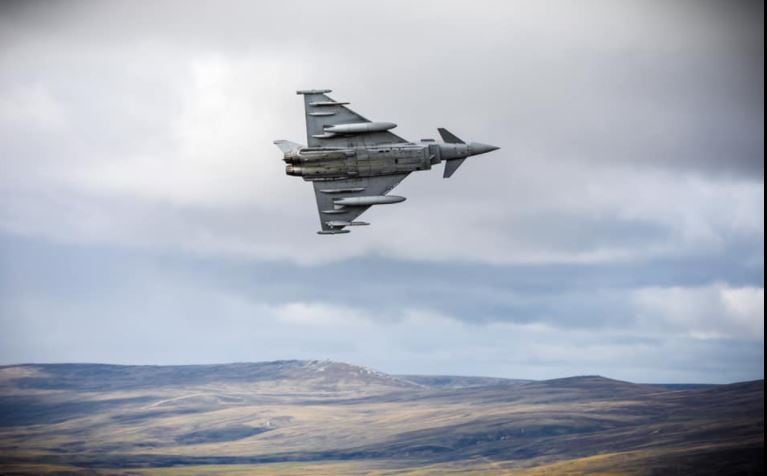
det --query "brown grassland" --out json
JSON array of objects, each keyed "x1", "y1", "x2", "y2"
[{"x1": 0, "y1": 361, "x2": 762, "y2": 475}]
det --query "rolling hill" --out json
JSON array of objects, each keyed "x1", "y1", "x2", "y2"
[{"x1": 0, "y1": 361, "x2": 762, "y2": 474}]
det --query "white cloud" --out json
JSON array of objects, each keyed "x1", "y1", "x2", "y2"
[
  {"x1": 273, "y1": 301, "x2": 372, "y2": 328},
  {"x1": 0, "y1": 84, "x2": 66, "y2": 129},
  {"x1": 721, "y1": 287, "x2": 765, "y2": 337},
  {"x1": 633, "y1": 284, "x2": 764, "y2": 340},
  {"x1": 69, "y1": 54, "x2": 307, "y2": 208}
]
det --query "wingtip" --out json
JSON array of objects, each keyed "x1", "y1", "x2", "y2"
[{"x1": 297, "y1": 89, "x2": 332, "y2": 95}]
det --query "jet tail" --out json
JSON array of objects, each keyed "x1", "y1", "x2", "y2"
[{"x1": 273, "y1": 140, "x2": 303, "y2": 154}]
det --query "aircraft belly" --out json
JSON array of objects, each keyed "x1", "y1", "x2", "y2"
[
  {"x1": 304, "y1": 154, "x2": 421, "y2": 180},
  {"x1": 355, "y1": 149, "x2": 371, "y2": 176}
]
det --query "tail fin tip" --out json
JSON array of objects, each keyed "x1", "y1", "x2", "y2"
[{"x1": 273, "y1": 140, "x2": 303, "y2": 154}]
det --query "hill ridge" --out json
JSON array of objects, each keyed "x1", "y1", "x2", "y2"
[{"x1": 0, "y1": 360, "x2": 762, "y2": 474}]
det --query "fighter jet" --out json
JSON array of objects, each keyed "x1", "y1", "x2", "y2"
[{"x1": 274, "y1": 89, "x2": 500, "y2": 234}]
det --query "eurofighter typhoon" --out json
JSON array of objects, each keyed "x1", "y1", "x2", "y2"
[{"x1": 274, "y1": 89, "x2": 500, "y2": 234}]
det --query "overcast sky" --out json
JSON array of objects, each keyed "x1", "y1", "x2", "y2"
[{"x1": 0, "y1": 0, "x2": 763, "y2": 383}]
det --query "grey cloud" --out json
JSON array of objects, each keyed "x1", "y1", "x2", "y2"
[
  {"x1": 2, "y1": 233, "x2": 761, "y2": 328},
  {"x1": 1, "y1": 234, "x2": 763, "y2": 382}
]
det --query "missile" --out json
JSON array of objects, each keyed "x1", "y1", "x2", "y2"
[
  {"x1": 333, "y1": 195, "x2": 406, "y2": 206},
  {"x1": 325, "y1": 221, "x2": 370, "y2": 227},
  {"x1": 323, "y1": 122, "x2": 397, "y2": 135}
]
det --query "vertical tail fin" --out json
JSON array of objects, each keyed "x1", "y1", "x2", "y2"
[{"x1": 273, "y1": 140, "x2": 303, "y2": 154}]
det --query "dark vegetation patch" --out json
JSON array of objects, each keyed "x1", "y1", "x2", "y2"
[
  {"x1": 175, "y1": 425, "x2": 270, "y2": 444},
  {"x1": 395, "y1": 375, "x2": 531, "y2": 389},
  {"x1": 0, "y1": 395, "x2": 153, "y2": 427},
  {"x1": 110, "y1": 408, "x2": 201, "y2": 423}
]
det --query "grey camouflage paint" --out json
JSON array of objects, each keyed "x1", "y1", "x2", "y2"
[{"x1": 274, "y1": 90, "x2": 500, "y2": 234}]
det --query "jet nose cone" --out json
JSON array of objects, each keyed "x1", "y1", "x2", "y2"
[{"x1": 468, "y1": 142, "x2": 500, "y2": 156}]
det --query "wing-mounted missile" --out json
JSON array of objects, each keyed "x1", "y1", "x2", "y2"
[
  {"x1": 314, "y1": 122, "x2": 397, "y2": 138},
  {"x1": 318, "y1": 194, "x2": 406, "y2": 216},
  {"x1": 319, "y1": 220, "x2": 370, "y2": 235},
  {"x1": 325, "y1": 220, "x2": 370, "y2": 227},
  {"x1": 333, "y1": 195, "x2": 406, "y2": 206},
  {"x1": 319, "y1": 187, "x2": 366, "y2": 194}
]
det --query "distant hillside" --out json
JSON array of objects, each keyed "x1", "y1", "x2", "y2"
[
  {"x1": 0, "y1": 361, "x2": 762, "y2": 475},
  {"x1": 0, "y1": 360, "x2": 417, "y2": 393},
  {"x1": 396, "y1": 374, "x2": 532, "y2": 388}
]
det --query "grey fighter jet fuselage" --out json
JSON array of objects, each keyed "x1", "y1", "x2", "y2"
[
  {"x1": 274, "y1": 89, "x2": 500, "y2": 234},
  {"x1": 284, "y1": 140, "x2": 498, "y2": 181}
]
